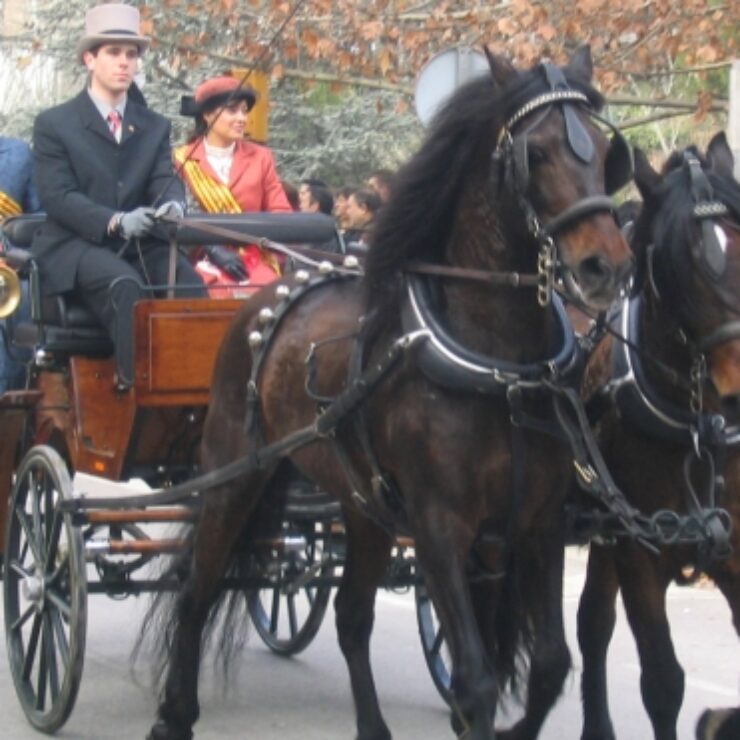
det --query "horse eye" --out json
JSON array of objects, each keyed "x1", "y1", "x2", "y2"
[{"x1": 528, "y1": 146, "x2": 547, "y2": 168}]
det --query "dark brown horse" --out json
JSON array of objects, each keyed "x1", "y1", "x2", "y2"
[
  {"x1": 145, "y1": 46, "x2": 633, "y2": 740},
  {"x1": 575, "y1": 133, "x2": 740, "y2": 740}
]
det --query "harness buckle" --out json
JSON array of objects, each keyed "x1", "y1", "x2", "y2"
[
  {"x1": 537, "y1": 236, "x2": 555, "y2": 307},
  {"x1": 689, "y1": 354, "x2": 707, "y2": 415}
]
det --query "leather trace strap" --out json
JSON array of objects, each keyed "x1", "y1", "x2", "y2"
[{"x1": 404, "y1": 260, "x2": 539, "y2": 288}]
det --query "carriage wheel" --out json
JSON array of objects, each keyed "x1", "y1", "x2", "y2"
[
  {"x1": 4, "y1": 445, "x2": 87, "y2": 733},
  {"x1": 415, "y1": 581, "x2": 454, "y2": 707},
  {"x1": 247, "y1": 518, "x2": 335, "y2": 656}
]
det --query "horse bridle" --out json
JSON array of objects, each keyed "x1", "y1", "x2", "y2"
[
  {"x1": 493, "y1": 62, "x2": 633, "y2": 306},
  {"x1": 650, "y1": 154, "x2": 739, "y2": 349},
  {"x1": 644, "y1": 152, "x2": 740, "y2": 413}
]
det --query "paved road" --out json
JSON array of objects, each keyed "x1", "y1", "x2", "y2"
[{"x1": 0, "y1": 547, "x2": 737, "y2": 739}]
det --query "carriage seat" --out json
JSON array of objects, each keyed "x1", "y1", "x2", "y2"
[
  {"x1": 2, "y1": 212, "x2": 344, "y2": 357},
  {"x1": 2, "y1": 214, "x2": 112, "y2": 356}
]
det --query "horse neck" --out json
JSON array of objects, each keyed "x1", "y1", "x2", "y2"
[
  {"x1": 639, "y1": 286, "x2": 695, "y2": 408},
  {"x1": 442, "y1": 196, "x2": 556, "y2": 363}
]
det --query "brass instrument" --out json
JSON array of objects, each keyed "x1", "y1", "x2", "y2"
[{"x1": 0, "y1": 260, "x2": 22, "y2": 318}]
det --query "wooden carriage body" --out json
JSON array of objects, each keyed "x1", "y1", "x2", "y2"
[{"x1": 0, "y1": 212, "x2": 342, "y2": 548}]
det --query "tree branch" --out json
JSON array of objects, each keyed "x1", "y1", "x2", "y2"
[{"x1": 606, "y1": 96, "x2": 727, "y2": 113}]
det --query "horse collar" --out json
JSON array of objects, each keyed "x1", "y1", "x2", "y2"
[
  {"x1": 400, "y1": 274, "x2": 579, "y2": 395},
  {"x1": 606, "y1": 296, "x2": 739, "y2": 447}
]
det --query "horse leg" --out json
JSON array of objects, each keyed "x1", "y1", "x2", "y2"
[
  {"x1": 415, "y1": 524, "x2": 498, "y2": 740},
  {"x1": 497, "y1": 529, "x2": 571, "y2": 740},
  {"x1": 617, "y1": 546, "x2": 683, "y2": 740},
  {"x1": 577, "y1": 543, "x2": 620, "y2": 740},
  {"x1": 334, "y1": 508, "x2": 394, "y2": 740},
  {"x1": 148, "y1": 476, "x2": 269, "y2": 740}
]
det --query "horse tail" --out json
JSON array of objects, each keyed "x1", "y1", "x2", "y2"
[
  {"x1": 484, "y1": 534, "x2": 566, "y2": 701},
  {"x1": 493, "y1": 555, "x2": 536, "y2": 699},
  {"x1": 133, "y1": 461, "x2": 293, "y2": 688}
]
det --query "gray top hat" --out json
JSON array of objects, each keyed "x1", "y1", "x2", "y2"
[{"x1": 77, "y1": 3, "x2": 150, "y2": 63}]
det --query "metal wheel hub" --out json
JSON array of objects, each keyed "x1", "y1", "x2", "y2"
[{"x1": 21, "y1": 574, "x2": 45, "y2": 608}]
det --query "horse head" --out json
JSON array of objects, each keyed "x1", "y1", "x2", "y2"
[
  {"x1": 632, "y1": 132, "x2": 740, "y2": 399},
  {"x1": 484, "y1": 45, "x2": 634, "y2": 309},
  {"x1": 366, "y1": 46, "x2": 633, "y2": 316}
]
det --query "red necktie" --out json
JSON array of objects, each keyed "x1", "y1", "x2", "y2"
[{"x1": 107, "y1": 110, "x2": 122, "y2": 140}]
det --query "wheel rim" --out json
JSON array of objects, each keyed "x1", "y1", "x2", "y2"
[
  {"x1": 248, "y1": 519, "x2": 333, "y2": 656},
  {"x1": 416, "y1": 581, "x2": 454, "y2": 706},
  {"x1": 4, "y1": 445, "x2": 87, "y2": 733}
]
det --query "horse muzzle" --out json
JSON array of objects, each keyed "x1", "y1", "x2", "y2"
[{"x1": 708, "y1": 338, "x2": 740, "y2": 398}]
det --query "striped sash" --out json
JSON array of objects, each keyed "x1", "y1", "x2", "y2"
[{"x1": 0, "y1": 190, "x2": 22, "y2": 221}]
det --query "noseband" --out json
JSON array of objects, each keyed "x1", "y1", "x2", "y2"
[{"x1": 493, "y1": 62, "x2": 633, "y2": 306}]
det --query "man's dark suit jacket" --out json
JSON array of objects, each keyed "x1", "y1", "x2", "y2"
[{"x1": 31, "y1": 88, "x2": 185, "y2": 295}]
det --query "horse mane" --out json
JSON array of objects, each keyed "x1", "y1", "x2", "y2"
[{"x1": 363, "y1": 59, "x2": 605, "y2": 316}]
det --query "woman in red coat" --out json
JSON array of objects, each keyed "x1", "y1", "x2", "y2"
[{"x1": 175, "y1": 75, "x2": 292, "y2": 297}]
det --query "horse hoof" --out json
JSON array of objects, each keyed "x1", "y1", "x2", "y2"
[
  {"x1": 696, "y1": 708, "x2": 740, "y2": 740},
  {"x1": 146, "y1": 720, "x2": 193, "y2": 740}
]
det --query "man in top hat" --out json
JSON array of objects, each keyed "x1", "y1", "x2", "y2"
[{"x1": 31, "y1": 2, "x2": 204, "y2": 391}]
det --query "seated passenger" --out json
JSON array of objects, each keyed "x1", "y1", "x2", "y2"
[
  {"x1": 0, "y1": 136, "x2": 40, "y2": 394},
  {"x1": 343, "y1": 188, "x2": 381, "y2": 250},
  {"x1": 175, "y1": 74, "x2": 292, "y2": 297},
  {"x1": 31, "y1": 3, "x2": 204, "y2": 392}
]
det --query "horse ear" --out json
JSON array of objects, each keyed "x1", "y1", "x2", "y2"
[
  {"x1": 706, "y1": 131, "x2": 735, "y2": 179},
  {"x1": 483, "y1": 45, "x2": 517, "y2": 87},
  {"x1": 565, "y1": 44, "x2": 594, "y2": 83},
  {"x1": 633, "y1": 147, "x2": 661, "y2": 201}
]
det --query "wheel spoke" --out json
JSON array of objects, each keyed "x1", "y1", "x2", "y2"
[
  {"x1": 47, "y1": 550, "x2": 70, "y2": 590},
  {"x1": 23, "y1": 612, "x2": 42, "y2": 682},
  {"x1": 287, "y1": 593, "x2": 298, "y2": 638},
  {"x1": 7, "y1": 558, "x2": 34, "y2": 581},
  {"x1": 16, "y1": 508, "x2": 44, "y2": 567},
  {"x1": 36, "y1": 616, "x2": 49, "y2": 711},
  {"x1": 10, "y1": 603, "x2": 36, "y2": 633},
  {"x1": 49, "y1": 608, "x2": 70, "y2": 670},
  {"x1": 430, "y1": 626, "x2": 445, "y2": 658},
  {"x1": 46, "y1": 587, "x2": 72, "y2": 620},
  {"x1": 304, "y1": 585, "x2": 315, "y2": 607},
  {"x1": 44, "y1": 511, "x2": 64, "y2": 575},
  {"x1": 43, "y1": 611, "x2": 60, "y2": 701},
  {"x1": 269, "y1": 589, "x2": 280, "y2": 635}
]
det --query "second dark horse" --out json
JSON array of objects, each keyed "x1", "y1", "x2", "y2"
[
  {"x1": 146, "y1": 47, "x2": 633, "y2": 740},
  {"x1": 577, "y1": 133, "x2": 740, "y2": 740}
]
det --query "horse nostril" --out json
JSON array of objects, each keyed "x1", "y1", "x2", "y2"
[{"x1": 578, "y1": 255, "x2": 613, "y2": 286}]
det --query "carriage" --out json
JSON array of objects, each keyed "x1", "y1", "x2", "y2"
[
  {"x1": 2, "y1": 47, "x2": 738, "y2": 740},
  {"x1": 0, "y1": 210, "x2": 456, "y2": 733}
]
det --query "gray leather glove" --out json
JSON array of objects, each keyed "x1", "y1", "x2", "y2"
[
  {"x1": 154, "y1": 201, "x2": 185, "y2": 220},
  {"x1": 119, "y1": 207, "x2": 155, "y2": 239},
  {"x1": 206, "y1": 245, "x2": 248, "y2": 281}
]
